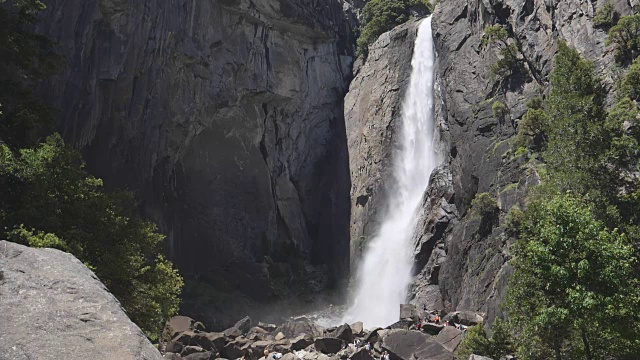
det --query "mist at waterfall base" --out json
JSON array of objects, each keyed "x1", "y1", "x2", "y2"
[{"x1": 340, "y1": 16, "x2": 441, "y2": 329}]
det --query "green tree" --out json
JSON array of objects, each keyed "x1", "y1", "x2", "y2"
[
  {"x1": 607, "y1": 14, "x2": 640, "y2": 63},
  {"x1": 456, "y1": 319, "x2": 515, "y2": 360},
  {"x1": 619, "y1": 56, "x2": 640, "y2": 101},
  {"x1": 593, "y1": 2, "x2": 618, "y2": 28},
  {"x1": 0, "y1": 0, "x2": 61, "y2": 148},
  {"x1": 482, "y1": 25, "x2": 521, "y2": 81},
  {"x1": 456, "y1": 324, "x2": 491, "y2": 360},
  {"x1": 357, "y1": 0, "x2": 431, "y2": 56},
  {"x1": 0, "y1": 136, "x2": 183, "y2": 339},
  {"x1": 506, "y1": 194, "x2": 640, "y2": 360}
]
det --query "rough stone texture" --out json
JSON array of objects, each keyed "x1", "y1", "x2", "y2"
[
  {"x1": 36, "y1": 0, "x2": 354, "y2": 327},
  {"x1": 346, "y1": 0, "x2": 640, "y2": 331},
  {"x1": 344, "y1": 19, "x2": 424, "y2": 265},
  {"x1": 434, "y1": 326, "x2": 462, "y2": 353},
  {"x1": 314, "y1": 337, "x2": 343, "y2": 354},
  {"x1": 428, "y1": 0, "x2": 636, "y2": 326},
  {"x1": 0, "y1": 240, "x2": 162, "y2": 360}
]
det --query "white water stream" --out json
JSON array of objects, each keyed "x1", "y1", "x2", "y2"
[{"x1": 342, "y1": 16, "x2": 441, "y2": 328}]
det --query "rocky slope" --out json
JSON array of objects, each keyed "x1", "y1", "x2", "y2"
[
  {"x1": 159, "y1": 312, "x2": 473, "y2": 360},
  {"x1": 0, "y1": 241, "x2": 162, "y2": 360},
  {"x1": 36, "y1": 0, "x2": 355, "y2": 327},
  {"x1": 345, "y1": 0, "x2": 638, "y2": 327}
]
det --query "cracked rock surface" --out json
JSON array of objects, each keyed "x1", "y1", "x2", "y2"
[{"x1": 0, "y1": 241, "x2": 162, "y2": 360}]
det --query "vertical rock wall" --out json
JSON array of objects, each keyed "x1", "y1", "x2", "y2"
[
  {"x1": 36, "y1": 0, "x2": 354, "y2": 326},
  {"x1": 346, "y1": 0, "x2": 639, "y2": 326}
]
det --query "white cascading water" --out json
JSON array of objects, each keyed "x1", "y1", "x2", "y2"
[{"x1": 342, "y1": 16, "x2": 440, "y2": 328}]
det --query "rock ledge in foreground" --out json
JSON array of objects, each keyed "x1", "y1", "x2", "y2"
[{"x1": 0, "y1": 240, "x2": 162, "y2": 360}]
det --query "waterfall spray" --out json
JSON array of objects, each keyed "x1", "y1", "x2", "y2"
[{"x1": 342, "y1": 16, "x2": 441, "y2": 328}]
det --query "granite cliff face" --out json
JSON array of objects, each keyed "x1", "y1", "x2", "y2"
[
  {"x1": 37, "y1": 0, "x2": 354, "y2": 327},
  {"x1": 345, "y1": 0, "x2": 638, "y2": 326}
]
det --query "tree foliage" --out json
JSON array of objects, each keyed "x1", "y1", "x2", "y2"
[
  {"x1": 607, "y1": 14, "x2": 640, "y2": 63},
  {"x1": 0, "y1": 136, "x2": 183, "y2": 338},
  {"x1": 593, "y1": 2, "x2": 618, "y2": 28},
  {"x1": 456, "y1": 319, "x2": 515, "y2": 360},
  {"x1": 0, "y1": 1, "x2": 183, "y2": 339},
  {"x1": 506, "y1": 194, "x2": 640, "y2": 360},
  {"x1": 357, "y1": 0, "x2": 431, "y2": 56},
  {"x1": 482, "y1": 25, "x2": 522, "y2": 81},
  {"x1": 506, "y1": 41, "x2": 640, "y2": 360},
  {"x1": 0, "y1": 0, "x2": 61, "y2": 148}
]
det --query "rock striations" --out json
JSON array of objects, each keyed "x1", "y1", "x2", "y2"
[
  {"x1": 344, "y1": 0, "x2": 639, "y2": 328},
  {"x1": 36, "y1": 0, "x2": 355, "y2": 326},
  {"x1": 0, "y1": 241, "x2": 162, "y2": 360}
]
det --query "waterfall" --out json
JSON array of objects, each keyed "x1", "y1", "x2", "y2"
[{"x1": 343, "y1": 16, "x2": 440, "y2": 328}]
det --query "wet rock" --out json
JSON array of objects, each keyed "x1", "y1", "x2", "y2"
[
  {"x1": 421, "y1": 323, "x2": 444, "y2": 336},
  {"x1": 331, "y1": 324, "x2": 354, "y2": 343},
  {"x1": 163, "y1": 353, "x2": 182, "y2": 360},
  {"x1": 314, "y1": 337, "x2": 343, "y2": 354},
  {"x1": 181, "y1": 346, "x2": 207, "y2": 356},
  {"x1": 291, "y1": 335, "x2": 314, "y2": 351},
  {"x1": 0, "y1": 241, "x2": 162, "y2": 360},
  {"x1": 349, "y1": 348, "x2": 374, "y2": 360},
  {"x1": 247, "y1": 327, "x2": 270, "y2": 341},
  {"x1": 204, "y1": 332, "x2": 228, "y2": 352},
  {"x1": 234, "y1": 316, "x2": 253, "y2": 334},
  {"x1": 258, "y1": 322, "x2": 278, "y2": 332},
  {"x1": 221, "y1": 338, "x2": 250, "y2": 359},
  {"x1": 184, "y1": 352, "x2": 216, "y2": 360},
  {"x1": 277, "y1": 321, "x2": 325, "y2": 338}
]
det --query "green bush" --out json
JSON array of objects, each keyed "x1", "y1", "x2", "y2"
[
  {"x1": 0, "y1": 136, "x2": 183, "y2": 339},
  {"x1": 456, "y1": 324, "x2": 491, "y2": 360},
  {"x1": 506, "y1": 194, "x2": 640, "y2": 359},
  {"x1": 357, "y1": 0, "x2": 431, "y2": 56},
  {"x1": 607, "y1": 14, "x2": 640, "y2": 63},
  {"x1": 491, "y1": 100, "x2": 507, "y2": 119},
  {"x1": 619, "y1": 56, "x2": 640, "y2": 100},
  {"x1": 593, "y1": 2, "x2": 618, "y2": 28},
  {"x1": 456, "y1": 319, "x2": 514, "y2": 360},
  {"x1": 482, "y1": 25, "x2": 521, "y2": 81}
]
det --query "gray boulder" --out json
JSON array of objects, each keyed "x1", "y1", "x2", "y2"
[
  {"x1": 444, "y1": 312, "x2": 483, "y2": 327},
  {"x1": 291, "y1": 334, "x2": 314, "y2": 351},
  {"x1": 331, "y1": 324, "x2": 354, "y2": 343},
  {"x1": 349, "y1": 348, "x2": 374, "y2": 360},
  {"x1": 0, "y1": 241, "x2": 162, "y2": 360},
  {"x1": 350, "y1": 322, "x2": 364, "y2": 336},
  {"x1": 381, "y1": 330, "x2": 429, "y2": 360},
  {"x1": 314, "y1": 337, "x2": 343, "y2": 354},
  {"x1": 234, "y1": 316, "x2": 253, "y2": 334},
  {"x1": 277, "y1": 321, "x2": 325, "y2": 338},
  {"x1": 435, "y1": 327, "x2": 462, "y2": 353},
  {"x1": 412, "y1": 340, "x2": 454, "y2": 360}
]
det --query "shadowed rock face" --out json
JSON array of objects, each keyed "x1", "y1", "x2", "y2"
[
  {"x1": 0, "y1": 241, "x2": 162, "y2": 360},
  {"x1": 36, "y1": 0, "x2": 354, "y2": 326}
]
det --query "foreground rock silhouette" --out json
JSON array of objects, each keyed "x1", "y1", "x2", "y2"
[{"x1": 0, "y1": 241, "x2": 162, "y2": 360}]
